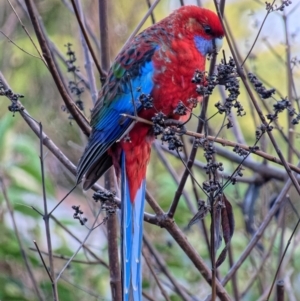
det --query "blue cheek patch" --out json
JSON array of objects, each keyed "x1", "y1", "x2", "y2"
[{"x1": 194, "y1": 36, "x2": 213, "y2": 56}]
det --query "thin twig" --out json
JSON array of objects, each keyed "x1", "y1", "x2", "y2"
[
  {"x1": 29, "y1": 248, "x2": 104, "y2": 264},
  {"x1": 75, "y1": 0, "x2": 98, "y2": 104},
  {"x1": 0, "y1": 179, "x2": 44, "y2": 301},
  {"x1": 241, "y1": 0, "x2": 276, "y2": 66},
  {"x1": 282, "y1": 9, "x2": 294, "y2": 164},
  {"x1": 143, "y1": 233, "x2": 192, "y2": 301},
  {"x1": 60, "y1": 275, "x2": 104, "y2": 299},
  {"x1": 33, "y1": 240, "x2": 54, "y2": 283},
  {"x1": 39, "y1": 122, "x2": 59, "y2": 300},
  {"x1": 70, "y1": 0, "x2": 106, "y2": 79},
  {"x1": 51, "y1": 216, "x2": 109, "y2": 268},
  {"x1": 24, "y1": 0, "x2": 90, "y2": 137},
  {"x1": 228, "y1": 244, "x2": 239, "y2": 301},
  {"x1": 146, "y1": 194, "x2": 231, "y2": 301},
  {"x1": 221, "y1": 176, "x2": 294, "y2": 287},
  {"x1": 121, "y1": 0, "x2": 161, "y2": 53},
  {"x1": 122, "y1": 114, "x2": 300, "y2": 174},
  {"x1": 0, "y1": 30, "x2": 42, "y2": 60},
  {"x1": 6, "y1": 0, "x2": 47, "y2": 66},
  {"x1": 55, "y1": 206, "x2": 103, "y2": 282},
  {"x1": 267, "y1": 211, "x2": 300, "y2": 299},
  {"x1": 145, "y1": 0, "x2": 156, "y2": 24},
  {"x1": 142, "y1": 291, "x2": 156, "y2": 301},
  {"x1": 214, "y1": 0, "x2": 300, "y2": 196},
  {"x1": 142, "y1": 249, "x2": 171, "y2": 301},
  {"x1": 240, "y1": 219, "x2": 280, "y2": 298}
]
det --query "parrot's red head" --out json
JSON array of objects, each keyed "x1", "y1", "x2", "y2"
[
  {"x1": 178, "y1": 6, "x2": 223, "y2": 37},
  {"x1": 165, "y1": 6, "x2": 224, "y2": 56}
]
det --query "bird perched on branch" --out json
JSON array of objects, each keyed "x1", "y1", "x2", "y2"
[{"x1": 77, "y1": 5, "x2": 223, "y2": 301}]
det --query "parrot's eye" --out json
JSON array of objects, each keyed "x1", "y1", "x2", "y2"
[{"x1": 204, "y1": 25, "x2": 212, "y2": 35}]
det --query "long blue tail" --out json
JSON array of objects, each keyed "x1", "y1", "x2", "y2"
[{"x1": 121, "y1": 151, "x2": 146, "y2": 301}]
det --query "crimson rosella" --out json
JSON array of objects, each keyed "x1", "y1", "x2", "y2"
[{"x1": 77, "y1": 5, "x2": 224, "y2": 301}]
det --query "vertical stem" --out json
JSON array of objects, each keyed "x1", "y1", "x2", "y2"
[
  {"x1": 75, "y1": 0, "x2": 98, "y2": 104},
  {"x1": 39, "y1": 123, "x2": 59, "y2": 301},
  {"x1": 276, "y1": 280, "x2": 284, "y2": 301},
  {"x1": 228, "y1": 244, "x2": 239, "y2": 301},
  {"x1": 145, "y1": 0, "x2": 156, "y2": 24},
  {"x1": 105, "y1": 171, "x2": 122, "y2": 301},
  {"x1": 283, "y1": 12, "x2": 293, "y2": 163},
  {"x1": 99, "y1": 1, "x2": 122, "y2": 300},
  {"x1": 99, "y1": 0, "x2": 110, "y2": 72},
  {"x1": 277, "y1": 206, "x2": 285, "y2": 280},
  {"x1": 210, "y1": 196, "x2": 216, "y2": 301}
]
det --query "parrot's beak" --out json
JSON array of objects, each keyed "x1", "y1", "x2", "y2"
[{"x1": 214, "y1": 37, "x2": 223, "y2": 52}]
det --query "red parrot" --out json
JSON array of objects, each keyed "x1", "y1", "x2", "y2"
[{"x1": 77, "y1": 5, "x2": 223, "y2": 301}]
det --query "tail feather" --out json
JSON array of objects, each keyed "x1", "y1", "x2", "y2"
[
  {"x1": 121, "y1": 151, "x2": 145, "y2": 301},
  {"x1": 132, "y1": 182, "x2": 145, "y2": 300}
]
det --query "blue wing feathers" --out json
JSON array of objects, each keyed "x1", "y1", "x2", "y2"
[{"x1": 77, "y1": 59, "x2": 155, "y2": 187}]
